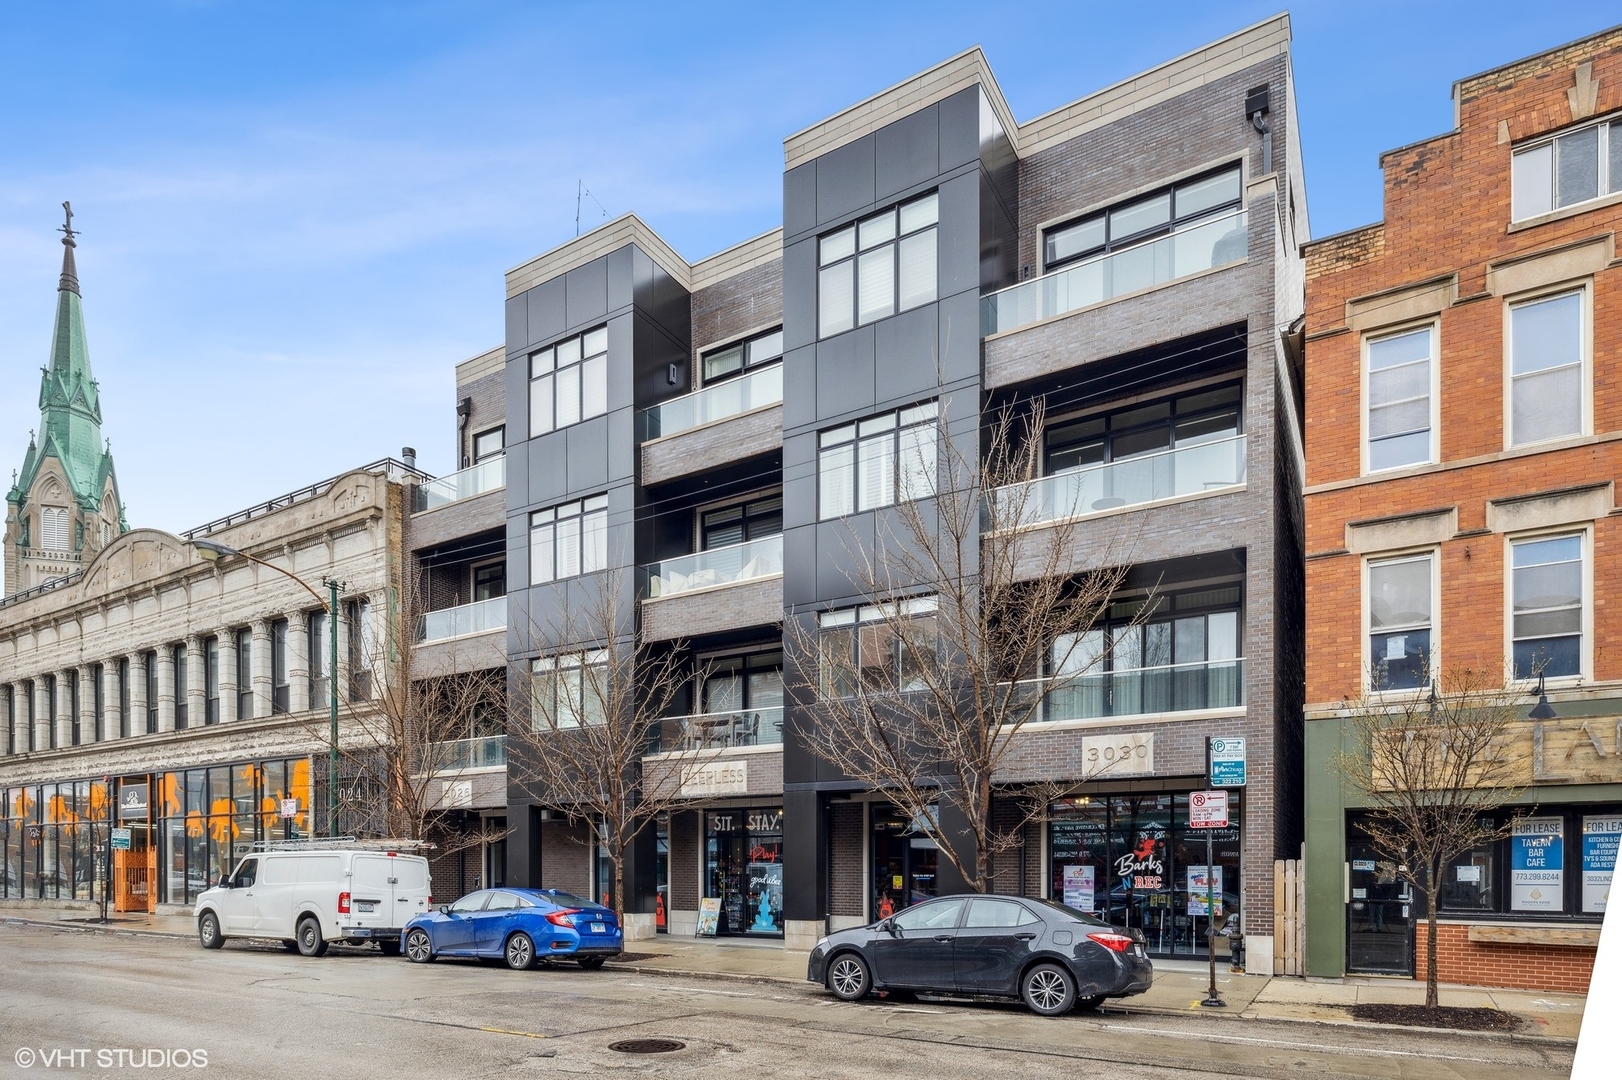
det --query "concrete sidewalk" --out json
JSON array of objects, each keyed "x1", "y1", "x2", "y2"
[{"x1": 1, "y1": 903, "x2": 1585, "y2": 1041}]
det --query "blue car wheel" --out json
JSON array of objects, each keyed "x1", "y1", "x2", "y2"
[{"x1": 405, "y1": 928, "x2": 434, "y2": 963}]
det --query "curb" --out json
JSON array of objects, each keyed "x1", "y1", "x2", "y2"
[{"x1": 3, "y1": 916, "x2": 191, "y2": 940}]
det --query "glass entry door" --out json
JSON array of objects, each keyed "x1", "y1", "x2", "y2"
[
  {"x1": 1346, "y1": 839, "x2": 1415, "y2": 975},
  {"x1": 872, "y1": 804, "x2": 939, "y2": 919}
]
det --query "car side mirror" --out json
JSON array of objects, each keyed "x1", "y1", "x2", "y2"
[
  {"x1": 217, "y1": 876, "x2": 232, "y2": 889},
  {"x1": 881, "y1": 919, "x2": 897, "y2": 935},
  {"x1": 438, "y1": 905, "x2": 450, "y2": 915}
]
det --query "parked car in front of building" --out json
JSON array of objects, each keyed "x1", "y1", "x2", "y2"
[
  {"x1": 401, "y1": 887, "x2": 622, "y2": 970},
  {"x1": 196, "y1": 848, "x2": 433, "y2": 956},
  {"x1": 808, "y1": 894, "x2": 1152, "y2": 1016}
]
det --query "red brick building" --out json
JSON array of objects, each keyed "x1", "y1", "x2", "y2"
[{"x1": 1301, "y1": 27, "x2": 1622, "y2": 992}]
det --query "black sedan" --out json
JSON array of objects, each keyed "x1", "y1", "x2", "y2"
[{"x1": 807, "y1": 894, "x2": 1152, "y2": 1016}]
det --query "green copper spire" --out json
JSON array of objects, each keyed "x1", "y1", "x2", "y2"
[{"x1": 6, "y1": 203, "x2": 126, "y2": 529}]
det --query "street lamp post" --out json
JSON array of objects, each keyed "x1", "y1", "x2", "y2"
[{"x1": 189, "y1": 538, "x2": 344, "y2": 837}]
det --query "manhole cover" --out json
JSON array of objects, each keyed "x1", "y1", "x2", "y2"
[{"x1": 608, "y1": 1039, "x2": 686, "y2": 1055}]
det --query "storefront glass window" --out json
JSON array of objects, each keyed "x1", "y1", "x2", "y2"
[
  {"x1": 872, "y1": 804, "x2": 939, "y2": 919},
  {"x1": 705, "y1": 808, "x2": 783, "y2": 936},
  {"x1": 1049, "y1": 790, "x2": 1241, "y2": 958}
]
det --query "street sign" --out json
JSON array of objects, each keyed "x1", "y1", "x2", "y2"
[
  {"x1": 1209, "y1": 737, "x2": 1246, "y2": 787},
  {"x1": 111, "y1": 828, "x2": 131, "y2": 851},
  {"x1": 1190, "y1": 790, "x2": 1230, "y2": 829}
]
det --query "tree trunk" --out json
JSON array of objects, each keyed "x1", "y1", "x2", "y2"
[
  {"x1": 611, "y1": 842, "x2": 625, "y2": 923},
  {"x1": 1424, "y1": 886, "x2": 1440, "y2": 1009}
]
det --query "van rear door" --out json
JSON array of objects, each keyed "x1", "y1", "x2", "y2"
[
  {"x1": 393, "y1": 856, "x2": 431, "y2": 925},
  {"x1": 350, "y1": 856, "x2": 394, "y2": 937}
]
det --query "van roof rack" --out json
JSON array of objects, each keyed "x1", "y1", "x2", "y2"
[{"x1": 249, "y1": 837, "x2": 436, "y2": 852}]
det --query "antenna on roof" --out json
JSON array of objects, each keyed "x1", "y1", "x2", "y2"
[{"x1": 575, "y1": 180, "x2": 607, "y2": 236}]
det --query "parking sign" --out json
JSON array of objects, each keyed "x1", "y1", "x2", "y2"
[
  {"x1": 1189, "y1": 790, "x2": 1230, "y2": 829},
  {"x1": 1209, "y1": 737, "x2": 1246, "y2": 787}
]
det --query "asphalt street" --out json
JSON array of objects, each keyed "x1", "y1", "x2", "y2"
[{"x1": 0, "y1": 921, "x2": 1577, "y2": 1079}]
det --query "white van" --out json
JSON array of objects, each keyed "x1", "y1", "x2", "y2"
[{"x1": 194, "y1": 847, "x2": 432, "y2": 956}]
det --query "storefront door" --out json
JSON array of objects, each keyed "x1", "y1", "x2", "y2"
[
  {"x1": 872, "y1": 804, "x2": 938, "y2": 919},
  {"x1": 1346, "y1": 839, "x2": 1414, "y2": 975},
  {"x1": 705, "y1": 808, "x2": 783, "y2": 936}
]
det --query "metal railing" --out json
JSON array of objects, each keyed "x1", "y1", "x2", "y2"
[
  {"x1": 658, "y1": 706, "x2": 784, "y2": 752},
  {"x1": 644, "y1": 534, "x2": 784, "y2": 599},
  {"x1": 417, "y1": 595, "x2": 507, "y2": 641},
  {"x1": 639, "y1": 364, "x2": 783, "y2": 441},
  {"x1": 428, "y1": 735, "x2": 507, "y2": 772},
  {"x1": 1003, "y1": 658, "x2": 1245, "y2": 723},
  {"x1": 0, "y1": 570, "x2": 85, "y2": 609},
  {"x1": 982, "y1": 209, "x2": 1248, "y2": 336},
  {"x1": 414, "y1": 456, "x2": 505, "y2": 511},
  {"x1": 182, "y1": 457, "x2": 430, "y2": 540},
  {"x1": 984, "y1": 434, "x2": 1246, "y2": 530}
]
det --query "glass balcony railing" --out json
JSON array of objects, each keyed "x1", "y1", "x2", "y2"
[
  {"x1": 982, "y1": 209, "x2": 1248, "y2": 336},
  {"x1": 984, "y1": 434, "x2": 1246, "y2": 530},
  {"x1": 645, "y1": 534, "x2": 783, "y2": 599},
  {"x1": 428, "y1": 735, "x2": 507, "y2": 772},
  {"x1": 657, "y1": 706, "x2": 784, "y2": 752},
  {"x1": 640, "y1": 364, "x2": 783, "y2": 441},
  {"x1": 414, "y1": 457, "x2": 506, "y2": 511},
  {"x1": 1004, "y1": 659, "x2": 1245, "y2": 724},
  {"x1": 417, "y1": 595, "x2": 507, "y2": 642}
]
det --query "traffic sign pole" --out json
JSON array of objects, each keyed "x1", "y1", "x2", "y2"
[{"x1": 1200, "y1": 738, "x2": 1226, "y2": 1009}]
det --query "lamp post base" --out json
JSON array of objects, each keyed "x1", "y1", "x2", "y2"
[{"x1": 1200, "y1": 996, "x2": 1227, "y2": 1008}]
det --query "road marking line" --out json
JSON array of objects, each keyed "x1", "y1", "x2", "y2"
[{"x1": 479, "y1": 1027, "x2": 547, "y2": 1039}]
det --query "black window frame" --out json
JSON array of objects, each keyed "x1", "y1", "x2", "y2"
[
  {"x1": 817, "y1": 191, "x2": 939, "y2": 338},
  {"x1": 1043, "y1": 381, "x2": 1244, "y2": 476},
  {"x1": 528, "y1": 325, "x2": 609, "y2": 436},
  {"x1": 700, "y1": 493, "x2": 783, "y2": 551},
  {"x1": 1042, "y1": 163, "x2": 1244, "y2": 273},
  {"x1": 700, "y1": 326, "x2": 784, "y2": 388},
  {"x1": 471, "y1": 425, "x2": 505, "y2": 463}
]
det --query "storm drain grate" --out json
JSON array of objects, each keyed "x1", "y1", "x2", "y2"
[{"x1": 608, "y1": 1039, "x2": 686, "y2": 1055}]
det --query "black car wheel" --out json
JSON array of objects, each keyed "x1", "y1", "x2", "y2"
[
  {"x1": 577, "y1": 955, "x2": 606, "y2": 971},
  {"x1": 1021, "y1": 963, "x2": 1077, "y2": 1016},
  {"x1": 505, "y1": 932, "x2": 537, "y2": 970},
  {"x1": 296, "y1": 916, "x2": 328, "y2": 958},
  {"x1": 827, "y1": 953, "x2": 871, "y2": 1001},
  {"x1": 405, "y1": 929, "x2": 434, "y2": 963},
  {"x1": 197, "y1": 911, "x2": 224, "y2": 950}
]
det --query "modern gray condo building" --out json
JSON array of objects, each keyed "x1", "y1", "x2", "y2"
[{"x1": 501, "y1": 15, "x2": 1306, "y2": 970}]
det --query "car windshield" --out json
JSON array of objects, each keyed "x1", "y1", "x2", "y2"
[
  {"x1": 539, "y1": 890, "x2": 597, "y2": 909},
  {"x1": 1028, "y1": 897, "x2": 1113, "y2": 926}
]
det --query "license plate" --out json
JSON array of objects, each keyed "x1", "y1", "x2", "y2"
[
  {"x1": 1133, "y1": 945, "x2": 1144, "y2": 957},
  {"x1": 591, "y1": 922, "x2": 606, "y2": 934},
  {"x1": 357, "y1": 901, "x2": 378, "y2": 913}
]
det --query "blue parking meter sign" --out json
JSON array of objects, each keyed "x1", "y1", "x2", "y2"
[{"x1": 1209, "y1": 737, "x2": 1246, "y2": 787}]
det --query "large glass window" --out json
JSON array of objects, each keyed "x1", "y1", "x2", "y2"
[
  {"x1": 1511, "y1": 117, "x2": 1621, "y2": 220},
  {"x1": 1509, "y1": 291, "x2": 1584, "y2": 446},
  {"x1": 1047, "y1": 586, "x2": 1242, "y2": 719},
  {"x1": 818, "y1": 401, "x2": 937, "y2": 519},
  {"x1": 1429, "y1": 808, "x2": 1622, "y2": 920},
  {"x1": 1365, "y1": 326, "x2": 1434, "y2": 471},
  {"x1": 1045, "y1": 383, "x2": 1241, "y2": 476},
  {"x1": 1044, "y1": 165, "x2": 1243, "y2": 271},
  {"x1": 234, "y1": 630, "x2": 253, "y2": 720},
  {"x1": 818, "y1": 597, "x2": 937, "y2": 697},
  {"x1": 1368, "y1": 554, "x2": 1433, "y2": 691},
  {"x1": 702, "y1": 327, "x2": 783, "y2": 386},
  {"x1": 529, "y1": 494, "x2": 608, "y2": 584},
  {"x1": 203, "y1": 637, "x2": 220, "y2": 726},
  {"x1": 818, "y1": 193, "x2": 937, "y2": 337},
  {"x1": 116, "y1": 659, "x2": 130, "y2": 738},
  {"x1": 530, "y1": 650, "x2": 609, "y2": 729},
  {"x1": 307, "y1": 612, "x2": 327, "y2": 708},
  {"x1": 529, "y1": 325, "x2": 608, "y2": 436},
  {"x1": 1511, "y1": 534, "x2": 1584, "y2": 679},
  {"x1": 143, "y1": 652, "x2": 158, "y2": 733},
  {"x1": 270, "y1": 619, "x2": 289, "y2": 714},
  {"x1": 700, "y1": 494, "x2": 782, "y2": 550},
  {"x1": 705, "y1": 808, "x2": 783, "y2": 936},
  {"x1": 172, "y1": 645, "x2": 188, "y2": 730},
  {"x1": 347, "y1": 598, "x2": 374, "y2": 702},
  {"x1": 1049, "y1": 791, "x2": 1241, "y2": 957}
]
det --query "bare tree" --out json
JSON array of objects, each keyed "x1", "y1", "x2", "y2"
[
  {"x1": 787, "y1": 399, "x2": 1136, "y2": 894},
  {"x1": 315, "y1": 573, "x2": 508, "y2": 856},
  {"x1": 1332, "y1": 663, "x2": 1529, "y2": 1007},
  {"x1": 508, "y1": 565, "x2": 715, "y2": 922}
]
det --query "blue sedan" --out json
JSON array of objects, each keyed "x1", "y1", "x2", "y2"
[{"x1": 401, "y1": 888, "x2": 622, "y2": 970}]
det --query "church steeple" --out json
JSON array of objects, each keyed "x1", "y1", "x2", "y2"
[{"x1": 4, "y1": 203, "x2": 127, "y2": 597}]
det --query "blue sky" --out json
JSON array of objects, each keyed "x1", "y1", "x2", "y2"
[{"x1": 1, "y1": 1, "x2": 1617, "y2": 533}]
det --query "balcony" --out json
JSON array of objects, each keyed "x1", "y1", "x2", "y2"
[
  {"x1": 1008, "y1": 658, "x2": 1245, "y2": 724},
  {"x1": 982, "y1": 209, "x2": 1247, "y2": 337},
  {"x1": 428, "y1": 735, "x2": 507, "y2": 772},
  {"x1": 640, "y1": 365, "x2": 783, "y2": 441},
  {"x1": 645, "y1": 535, "x2": 783, "y2": 600},
  {"x1": 417, "y1": 595, "x2": 507, "y2": 642},
  {"x1": 658, "y1": 706, "x2": 784, "y2": 752},
  {"x1": 985, "y1": 434, "x2": 1246, "y2": 531},
  {"x1": 414, "y1": 457, "x2": 505, "y2": 512}
]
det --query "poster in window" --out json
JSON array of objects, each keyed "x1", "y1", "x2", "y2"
[
  {"x1": 1061, "y1": 864, "x2": 1095, "y2": 912},
  {"x1": 1187, "y1": 865, "x2": 1224, "y2": 917},
  {"x1": 1511, "y1": 817, "x2": 1565, "y2": 912},
  {"x1": 1583, "y1": 816, "x2": 1622, "y2": 914}
]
